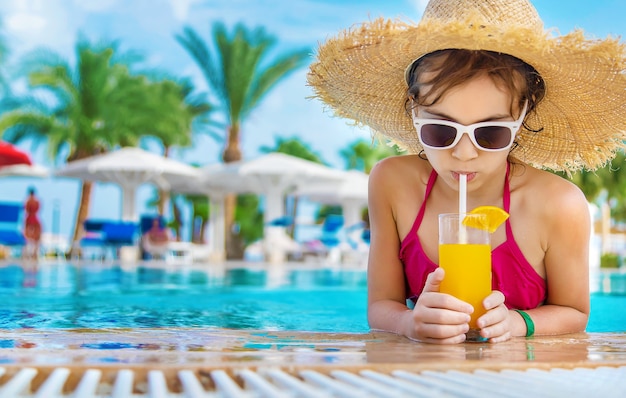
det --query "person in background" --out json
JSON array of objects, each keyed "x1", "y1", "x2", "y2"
[
  {"x1": 308, "y1": 0, "x2": 626, "y2": 343},
  {"x1": 23, "y1": 187, "x2": 42, "y2": 260},
  {"x1": 141, "y1": 218, "x2": 171, "y2": 260}
]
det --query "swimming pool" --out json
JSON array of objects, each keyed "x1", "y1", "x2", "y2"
[{"x1": 0, "y1": 261, "x2": 623, "y2": 332}]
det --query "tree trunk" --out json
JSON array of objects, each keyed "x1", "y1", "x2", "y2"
[
  {"x1": 171, "y1": 199, "x2": 182, "y2": 241},
  {"x1": 222, "y1": 124, "x2": 243, "y2": 259},
  {"x1": 224, "y1": 193, "x2": 242, "y2": 258},
  {"x1": 68, "y1": 180, "x2": 93, "y2": 258},
  {"x1": 158, "y1": 146, "x2": 171, "y2": 216},
  {"x1": 601, "y1": 200, "x2": 611, "y2": 254},
  {"x1": 287, "y1": 195, "x2": 298, "y2": 239},
  {"x1": 198, "y1": 217, "x2": 208, "y2": 243}
]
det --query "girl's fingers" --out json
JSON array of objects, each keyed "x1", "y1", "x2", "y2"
[
  {"x1": 415, "y1": 321, "x2": 470, "y2": 342},
  {"x1": 421, "y1": 267, "x2": 445, "y2": 293},
  {"x1": 418, "y1": 291, "x2": 474, "y2": 316},
  {"x1": 482, "y1": 290, "x2": 506, "y2": 310},
  {"x1": 416, "y1": 301, "x2": 472, "y2": 324}
]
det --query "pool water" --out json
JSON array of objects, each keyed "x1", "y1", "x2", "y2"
[
  {"x1": 0, "y1": 262, "x2": 623, "y2": 332},
  {"x1": 0, "y1": 262, "x2": 369, "y2": 331}
]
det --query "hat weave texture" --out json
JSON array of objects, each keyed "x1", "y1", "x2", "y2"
[{"x1": 307, "y1": 0, "x2": 626, "y2": 172}]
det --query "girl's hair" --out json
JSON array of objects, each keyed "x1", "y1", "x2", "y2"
[{"x1": 405, "y1": 49, "x2": 546, "y2": 120}]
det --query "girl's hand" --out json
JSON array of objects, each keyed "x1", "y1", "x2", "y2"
[
  {"x1": 475, "y1": 291, "x2": 512, "y2": 343},
  {"x1": 408, "y1": 268, "x2": 474, "y2": 344}
]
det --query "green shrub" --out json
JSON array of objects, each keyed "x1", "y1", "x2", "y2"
[{"x1": 600, "y1": 253, "x2": 620, "y2": 269}]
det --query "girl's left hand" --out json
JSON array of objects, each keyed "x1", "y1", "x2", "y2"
[{"x1": 475, "y1": 291, "x2": 513, "y2": 343}]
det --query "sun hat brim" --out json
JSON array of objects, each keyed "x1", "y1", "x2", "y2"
[{"x1": 308, "y1": 15, "x2": 626, "y2": 172}]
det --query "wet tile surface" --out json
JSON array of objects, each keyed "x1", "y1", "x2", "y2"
[{"x1": 0, "y1": 329, "x2": 625, "y2": 372}]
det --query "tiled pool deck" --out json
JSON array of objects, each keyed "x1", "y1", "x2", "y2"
[{"x1": 0, "y1": 329, "x2": 624, "y2": 396}]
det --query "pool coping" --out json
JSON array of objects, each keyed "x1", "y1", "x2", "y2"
[
  {"x1": 1, "y1": 329, "x2": 625, "y2": 370},
  {"x1": 0, "y1": 329, "x2": 625, "y2": 395}
]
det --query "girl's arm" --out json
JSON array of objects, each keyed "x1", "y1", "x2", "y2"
[
  {"x1": 366, "y1": 159, "x2": 413, "y2": 334},
  {"x1": 479, "y1": 176, "x2": 590, "y2": 342},
  {"x1": 529, "y1": 179, "x2": 590, "y2": 334},
  {"x1": 366, "y1": 159, "x2": 473, "y2": 344}
]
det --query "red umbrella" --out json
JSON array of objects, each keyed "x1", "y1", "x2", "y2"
[{"x1": 0, "y1": 141, "x2": 32, "y2": 166}]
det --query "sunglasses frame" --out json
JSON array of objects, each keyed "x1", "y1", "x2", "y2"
[{"x1": 413, "y1": 101, "x2": 528, "y2": 152}]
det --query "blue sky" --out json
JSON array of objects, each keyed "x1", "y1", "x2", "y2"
[{"x1": 0, "y1": 0, "x2": 624, "y2": 241}]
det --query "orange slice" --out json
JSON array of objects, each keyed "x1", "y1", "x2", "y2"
[{"x1": 462, "y1": 206, "x2": 509, "y2": 233}]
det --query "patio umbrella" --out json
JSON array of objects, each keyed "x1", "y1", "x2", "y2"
[
  {"x1": 200, "y1": 152, "x2": 346, "y2": 224},
  {"x1": 196, "y1": 153, "x2": 347, "y2": 262},
  {"x1": 0, "y1": 141, "x2": 32, "y2": 166},
  {"x1": 295, "y1": 169, "x2": 369, "y2": 228},
  {"x1": 54, "y1": 147, "x2": 201, "y2": 221},
  {"x1": 0, "y1": 164, "x2": 50, "y2": 178}
]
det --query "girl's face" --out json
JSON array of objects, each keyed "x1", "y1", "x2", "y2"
[{"x1": 415, "y1": 74, "x2": 521, "y2": 192}]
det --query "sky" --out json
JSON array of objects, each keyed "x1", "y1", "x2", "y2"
[{"x1": 0, "y1": 0, "x2": 624, "y2": 243}]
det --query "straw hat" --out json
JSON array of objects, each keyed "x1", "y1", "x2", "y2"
[{"x1": 307, "y1": 0, "x2": 626, "y2": 172}]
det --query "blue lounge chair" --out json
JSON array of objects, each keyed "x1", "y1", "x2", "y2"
[
  {"x1": 0, "y1": 203, "x2": 26, "y2": 256},
  {"x1": 103, "y1": 222, "x2": 137, "y2": 247},
  {"x1": 79, "y1": 219, "x2": 138, "y2": 260},
  {"x1": 319, "y1": 214, "x2": 344, "y2": 249},
  {"x1": 266, "y1": 215, "x2": 294, "y2": 227}
]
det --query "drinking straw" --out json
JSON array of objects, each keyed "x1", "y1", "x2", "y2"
[{"x1": 459, "y1": 173, "x2": 467, "y2": 243}]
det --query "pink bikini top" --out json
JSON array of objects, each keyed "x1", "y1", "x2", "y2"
[{"x1": 399, "y1": 167, "x2": 546, "y2": 310}]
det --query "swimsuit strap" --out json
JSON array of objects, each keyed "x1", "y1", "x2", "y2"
[
  {"x1": 413, "y1": 165, "x2": 510, "y2": 238},
  {"x1": 416, "y1": 169, "x2": 438, "y2": 223},
  {"x1": 503, "y1": 162, "x2": 511, "y2": 211},
  {"x1": 504, "y1": 162, "x2": 514, "y2": 237}
]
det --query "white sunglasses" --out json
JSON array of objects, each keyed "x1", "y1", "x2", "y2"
[{"x1": 413, "y1": 101, "x2": 528, "y2": 151}]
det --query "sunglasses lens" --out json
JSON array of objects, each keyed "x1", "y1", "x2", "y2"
[
  {"x1": 420, "y1": 124, "x2": 457, "y2": 148},
  {"x1": 474, "y1": 126, "x2": 512, "y2": 150}
]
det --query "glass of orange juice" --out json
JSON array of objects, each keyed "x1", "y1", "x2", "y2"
[{"x1": 438, "y1": 213, "x2": 491, "y2": 342}]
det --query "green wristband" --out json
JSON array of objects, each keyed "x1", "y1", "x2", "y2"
[{"x1": 515, "y1": 309, "x2": 535, "y2": 337}]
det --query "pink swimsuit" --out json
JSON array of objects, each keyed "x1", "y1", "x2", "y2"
[{"x1": 399, "y1": 168, "x2": 546, "y2": 310}]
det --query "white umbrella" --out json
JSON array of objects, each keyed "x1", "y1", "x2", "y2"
[
  {"x1": 200, "y1": 152, "x2": 346, "y2": 223},
  {"x1": 195, "y1": 153, "x2": 347, "y2": 262},
  {"x1": 0, "y1": 163, "x2": 50, "y2": 178},
  {"x1": 295, "y1": 169, "x2": 369, "y2": 228},
  {"x1": 54, "y1": 147, "x2": 200, "y2": 221},
  {"x1": 295, "y1": 169, "x2": 368, "y2": 204}
]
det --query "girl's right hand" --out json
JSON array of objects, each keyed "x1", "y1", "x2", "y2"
[{"x1": 407, "y1": 268, "x2": 474, "y2": 344}]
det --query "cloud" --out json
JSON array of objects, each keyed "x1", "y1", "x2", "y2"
[
  {"x1": 167, "y1": 0, "x2": 202, "y2": 21},
  {"x1": 5, "y1": 12, "x2": 47, "y2": 33},
  {"x1": 72, "y1": 0, "x2": 120, "y2": 12},
  {"x1": 1, "y1": 1, "x2": 78, "y2": 61}
]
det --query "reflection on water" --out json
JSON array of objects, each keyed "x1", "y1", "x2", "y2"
[{"x1": 0, "y1": 261, "x2": 368, "y2": 331}]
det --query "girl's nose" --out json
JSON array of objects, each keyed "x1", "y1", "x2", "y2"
[{"x1": 452, "y1": 133, "x2": 479, "y2": 161}]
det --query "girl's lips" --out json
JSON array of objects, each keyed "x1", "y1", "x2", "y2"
[{"x1": 453, "y1": 172, "x2": 476, "y2": 182}]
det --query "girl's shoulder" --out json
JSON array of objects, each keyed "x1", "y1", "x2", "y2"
[
  {"x1": 368, "y1": 154, "x2": 432, "y2": 206},
  {"x1": 511, "y1": 163, "x2": 588, "y2": 214},
  {"x1": 370, "y1": 154, "x2": 431, "y2": 181}
]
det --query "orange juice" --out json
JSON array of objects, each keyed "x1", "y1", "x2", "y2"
[{"x1": 439, "y1": 243, "x2": 492, "y2": 328}]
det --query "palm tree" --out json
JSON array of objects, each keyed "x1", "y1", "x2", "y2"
[
  {"x1": 0, "y1": 40, "x2": 144, "y2": 251},
  {"x1": 139, "y1": 77, "x2": 214, "y2": 238},
  {"x1": 340, "y1": 138, "x2": 403, "y2": 174},
  {"x1": 0, "y1": 39, "x2": 205, "y2": 253},
  {"x1": 176, "y1": 22, "x2": 310, "y2": 258}
]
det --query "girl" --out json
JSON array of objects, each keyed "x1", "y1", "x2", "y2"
[{"x1": 308, "y1": 0, "x2": 626, "y2": 343}]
